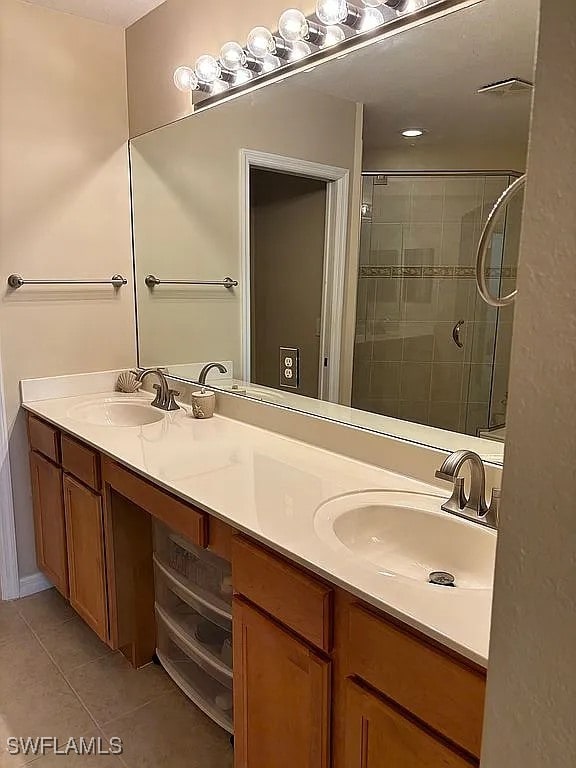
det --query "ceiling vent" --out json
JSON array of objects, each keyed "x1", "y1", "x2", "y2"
[{"x1": 477, "y1": 78, "x2": 534, "y2": 96}]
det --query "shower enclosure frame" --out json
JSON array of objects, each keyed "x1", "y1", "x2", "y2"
[{"x1": 357, "y1": 169, "x2": 523, "y2": 437}]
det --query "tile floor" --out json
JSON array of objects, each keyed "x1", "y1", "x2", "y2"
[{"x1": 0, "y1": 590, "x2": 233, "y2": 767}]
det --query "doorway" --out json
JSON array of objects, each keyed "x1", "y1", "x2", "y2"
[
  {"x1": 240, "y1": 150, "x2": 350, "y2": 403},
  {"x1": 250, "y1": 169, "x2": 327, "y2": 399}
]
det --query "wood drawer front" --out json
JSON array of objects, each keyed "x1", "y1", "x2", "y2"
[
  {"x1": 347, "y1": 604, "x2": 485, "y2": 758},
  {"x1": 102, "y1": 457, "x2": 207, "y2": 549},
  {"x1": 232, "y1": 536, "x2": 332, "y2": 653},
  {"x1": 28, "y1": 415, "x2": 60, "y2": 463},
  {"x1": 62, "y1": 434, "x2": 100, "y2": 491}
]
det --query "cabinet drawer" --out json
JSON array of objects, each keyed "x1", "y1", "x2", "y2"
[
  {"x1": 102, "y1": 458, "x2": 207, "y2": 548},
  {"x1": 62, "y1": 434, "x2": 100, "y2": 491},
  {"x1": 28, "y1": 415, "x2": 60, "y2": 463},
  {"x1": 232, "y1": 536, "x2": 332, "y2": 653},
  {"x1": 347, "y1": 603, "x2": 485, "y2": 758},
  {"x1": 157, "y1": 611, "x2": 233, "y2": 734}
]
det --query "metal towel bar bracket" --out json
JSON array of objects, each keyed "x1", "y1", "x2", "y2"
[
  {"x1": 145, "y1": 274, "x2": 238, "y2": 289},
  {"x1": 7, "y1": 274, "x2": 127, "y2": 289},
  {"x1": 475, "y1": 174, "x2": 526, "y2": 308}
]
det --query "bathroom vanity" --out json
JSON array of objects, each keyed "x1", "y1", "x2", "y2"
[{"x1": 24, "y1": 389, "x2": 491, "y2": 767}]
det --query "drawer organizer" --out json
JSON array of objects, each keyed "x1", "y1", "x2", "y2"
[{"x1": 153, "y1": 521, "x2": 233, "y2": 733}]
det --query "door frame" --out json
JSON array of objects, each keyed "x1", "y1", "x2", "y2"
[
  {"x1": 0, "y1": 344, "x2": 20, "y2": 600},
  {"x1": 240, "y1": 149, "x2": 350, "y2": 402}
]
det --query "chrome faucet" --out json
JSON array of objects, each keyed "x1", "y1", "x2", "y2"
[
  {"x1": 198, "y1": 363, "x2": 228, "y2": 386},
  {"x1": 133, "y1": 368, "x2": 180, "y2": 411},
  {"x1": 435, "y1": 450, "x2": 500, "y2": 529}
]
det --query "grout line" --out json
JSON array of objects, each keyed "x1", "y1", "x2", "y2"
[
  {"x1": 18, "y1": 610, "x2": 104, "y2": 733},
  {"x1": 16, "y1": 611, "x2": 143, "y2": 767},
  {"x1": 98, "y1": 688, "x2": 178, "y2": 732}
]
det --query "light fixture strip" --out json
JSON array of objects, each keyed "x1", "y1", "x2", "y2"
[{"x1": 173, "y1": 0, "x2": 485, "y2": 105}]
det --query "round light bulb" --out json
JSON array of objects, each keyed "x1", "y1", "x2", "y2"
[
  {"x1": 211, "y1": 80, "x2": 230, "y2": 95},
  {"x1": 219, "y1": 41, "x2": 247, "y2": 71},
  {"x1": 279, "y1": 9, "x2": 309, "y2": 42},
  {"x1": 173, "y1": 66, "x2": 198, "y2": 91},
  {"x1": 290, "y1": 40, "x2": 312, "y2": 61},
  {"x1": 316, "y1": 0, "x2": 348, "y2": 25},
  {"x1": 358, "y1": 6, "x2": 384, "y2": 31},
  {"x1": 321, "y1": 25, "x2": 346, "y2": 47},
  {"x1": 234, "y1": 68, "x2": 253, "y2": 85},
  {"x1": 400, "y1": 0, "x2": 427, "y2": 11},
  {"x1": 262, "y1": 53, "x2": 281, "y2": 73},
  {"x1": 401, "y1": 128, "x2": 425, "y2": 137},
  {"x1": 195, "y1": 54, "x2": 221, "y2": 83},
  {"x1": 247, "y1": 26, "x2": 276, "y2": 58}
]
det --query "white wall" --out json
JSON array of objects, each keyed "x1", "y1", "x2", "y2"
[
  {"x1": 481, "y1": 1, "x2": 576, "y2": 765},
  {"x1": 0, "y1": 0, "x2": 136, "y2": 579}
]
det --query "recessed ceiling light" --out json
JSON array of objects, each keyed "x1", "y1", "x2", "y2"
[{"x1": 401, "y1": 128, "x2": 425, "y2": 138}]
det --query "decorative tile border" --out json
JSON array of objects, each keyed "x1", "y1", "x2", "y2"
[{"x1": 359, "y1": 265, "x2": 518, "y2": 279}]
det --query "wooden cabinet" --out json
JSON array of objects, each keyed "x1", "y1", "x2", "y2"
[
  {"x1": 346, "y1": 603, "x2": 485, "y2": 757},
  {"x1": 232, "y1": 536, "x2": 333, "y2": 652},
  {"x1": 29, "y1": 450, "x2": 68, "y2": 597},
  {"x1": 63, "y1": 474, "x2": 108, "y2": 642},
  {"x1": 344, "y1": 680, "x2": 475, "y2": 768},
  {"x1": 26, "y1": 412, "x2": 488, "y2": 764},
  {"x1": 233, "y1": 598, "x2": 331, "y2": 768}
]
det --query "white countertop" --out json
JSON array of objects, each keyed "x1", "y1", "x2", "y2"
[{"x1": 23, "y1": 391, "x2": 493, "y2": 667}]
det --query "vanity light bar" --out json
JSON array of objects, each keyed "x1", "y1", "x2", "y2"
[{"x1": 173, "y1": 0, "x2": 447, "y2": 99}]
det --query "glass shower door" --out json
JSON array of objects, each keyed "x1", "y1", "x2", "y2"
[{"x1": 352, "y1": 173, "x2": 520, "y2": 437}]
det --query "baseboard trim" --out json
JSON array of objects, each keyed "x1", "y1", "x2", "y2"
[{"x1": 19, "y1": 572, "x2": 52, "y2": 598}]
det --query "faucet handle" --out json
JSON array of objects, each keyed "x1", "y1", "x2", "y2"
[
  {"x1": 165, "y1": 389, "x2": 181, "y2": 412},
  {"x1": 150, "y1": 383, "x2": 164, "y2": 408}
]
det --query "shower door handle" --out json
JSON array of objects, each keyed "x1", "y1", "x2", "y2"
[{"x1": 452, "y1": 319, "x2": 465, "y2": 348}]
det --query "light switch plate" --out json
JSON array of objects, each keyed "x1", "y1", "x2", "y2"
[{"x1": 280, "y1": 347, "x2": 299, "y2": 389}]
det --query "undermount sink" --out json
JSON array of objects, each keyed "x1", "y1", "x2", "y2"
[
  {"x1": 314, "y1": 490, "x2": 497, "y2": 590},
  {"x1": 68, "y1": 397, "x2": 165, "y2": 427}
]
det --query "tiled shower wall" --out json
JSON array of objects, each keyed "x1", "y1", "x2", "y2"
[{"x1": 352, "y1": 174, "x2": 520, "y2": 436}]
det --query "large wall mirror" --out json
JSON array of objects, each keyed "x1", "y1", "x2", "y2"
[{"x1": 130, "y1": 0, "x2": 538, "y2": 466}]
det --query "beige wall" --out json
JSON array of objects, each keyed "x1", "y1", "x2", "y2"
[
  {"x1": 131, "y1": 84, "x2": 361, "y2": 382},
  {"x1": 0, "y1": 0, "x2": 136, "y2": 578},
  {"x1": 481, "y1": 1, "x2": 576, "y2": 766},
  {"x1": 363, "y1": 142, "x2": 528, "y2": 173},
  {"x1": 126, "y1": 0, "x2": 317, "y2": 137}
]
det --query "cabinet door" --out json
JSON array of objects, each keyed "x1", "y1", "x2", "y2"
[
  {"x1": 63, "y1": 474, "x2": 108, "y2": 642},
  {"x1": 233, "y1": 598, "x2": 330, "y2": 768},
  {"x1": 29, "y1": 451, "x2": 68, "y2": 597},
  {"x1": 344, "y1": 680, "x2": 475, "y2": 768}
]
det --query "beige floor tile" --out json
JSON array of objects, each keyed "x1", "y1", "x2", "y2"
[
  {"x1": 0, "y1": 603, "x2": 30, "y2": 649},
  {"x1": 66, "y1": 653, "x2": 175, "y2": 726},
  {"x1": 102, "y1": 690, "x2": 233, "y2": 768},
  {"x1": 0, "y1": 672, "x2": 95, "y2": 758},
  {"x1": 0, "y1": 634, "x2": 62, "y2": 697},
  {"x1": 17, "y1": 590, "x2": 75, "y2": 633},
  {"x1": 35, "y1": 617, "x2": 112, "y2": 675}
]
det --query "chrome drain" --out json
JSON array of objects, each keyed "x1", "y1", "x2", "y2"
[{"x1": 429, "y1": 571, "x2": 456, "y2": 587}]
